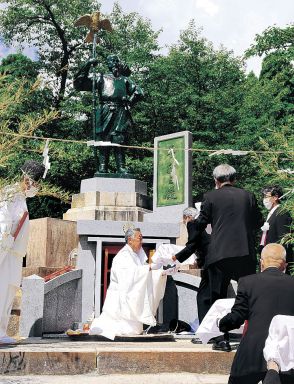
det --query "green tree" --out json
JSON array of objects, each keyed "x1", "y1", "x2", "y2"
[
  {"x1": 133, "y1": 22, "x2": 246, "y2": 197},
  {"x1": 233, "y1": 24, "x2": 293, "y2": 176},
  {"x1": 245, "y1": 24, "x2": 294, "y2": 58},
  {"x1": 0, "y1": 54, "x2": 71, "y2": 218},
  {"x1": 0, "y1": 71, "x2": 62, "y2": 195},
  {"x1": 0, "y1": 0, "x2": 102, "y2": 106},
  {"x1": 0, "y1": 53, "x2": 53, "y2": 128}
]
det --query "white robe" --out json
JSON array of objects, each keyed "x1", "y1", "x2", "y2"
[
  {"x1": 263, "y1": 315, "x2": 294, "y2": 372},
  {"x1": 90, "y1": 244, "x2": 167, "y2": 340},
  {"x1": 195, "y1": 298, "x2": 244, "y2": 344},
  {"x1": 0, "y1": 188, "x2": 29, "y2": 337}
]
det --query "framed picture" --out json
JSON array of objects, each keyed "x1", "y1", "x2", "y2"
[{"x1": 157, "y1": 136, "x2": 185, "y2": 207}]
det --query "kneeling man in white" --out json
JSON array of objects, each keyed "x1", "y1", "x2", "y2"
[{"x1": 90, "y1": 227, "x2": 170, "y2": 340}]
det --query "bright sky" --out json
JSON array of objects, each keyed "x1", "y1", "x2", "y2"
[
  {"x1": 0, "y1": 1, "x2": 293, "y2": 75},
  {"x1": 100, "y1": 0, "x2": 294, "y2": 74}
]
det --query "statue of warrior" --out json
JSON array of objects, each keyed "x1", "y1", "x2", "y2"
[{"x1": 74, "y1": 54, "x2": 143, "y2": 176}]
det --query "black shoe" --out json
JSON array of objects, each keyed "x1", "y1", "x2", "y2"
[
  {"x1": 208, "y1": 335, "x2": 224, "y2": 344},
  {"x1": 212, "y1": 340, "x2": 232, "y2": 352},
  {"x1": 191, "y1": 337, "x2": 202, "y2": 344}
]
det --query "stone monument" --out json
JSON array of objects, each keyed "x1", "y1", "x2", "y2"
[{"x1": 63, "y1": 130, "x2": 195, "y2": 325}]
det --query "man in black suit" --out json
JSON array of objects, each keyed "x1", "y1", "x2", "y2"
[
  {"x1": 261, "y1": 186, "x2": 292, "y2": 274},
  {"x1": 219, "y1": 243, "x2": 294, "y2": 384},
  {"x1": 174, "y1": 206, "x2": 210, "y2": 269},
  {"x1": 178, "y1": 164, "x2": 262, "y2": 323}
]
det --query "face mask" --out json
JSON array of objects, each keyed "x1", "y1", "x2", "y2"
[
  {"x1": 263, "y1": 198, "x2": 273, "y2": 210},
  {"x1": 25, "y1": 186, "x2": 39, "y2": 198},
  {"x1": 25, "y1": 178, "x2": 39, "y2": 198}
]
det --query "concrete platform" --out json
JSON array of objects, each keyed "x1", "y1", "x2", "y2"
[{"x1": 0, "y1": 338, "x2": 235, "y2": 376}]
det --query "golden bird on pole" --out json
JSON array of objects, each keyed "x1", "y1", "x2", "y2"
[{"x1": 74, "y1": 11, "x2": 112, "y2": 43}]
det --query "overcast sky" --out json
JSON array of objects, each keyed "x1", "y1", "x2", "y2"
[
  {"x1": 0, "y1": 0, "x2": 293, "y2": 75},
  {"x1": 100, "y1": 0, "x2": 294, "y2": 74}
]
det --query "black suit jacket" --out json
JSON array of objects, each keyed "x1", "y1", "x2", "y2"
[
  {"x1": 193, "y1": 185, "x2": 262, "y2": 267},
  {"x1": 175, "y1": 220, "x2": 210, "y2": 265},
  {"x1": 265, "y1": 207, "x2": 292, "y2": 264},
  {"x1": 219, "y1": 268, "x2": 294, "y2": 377}
]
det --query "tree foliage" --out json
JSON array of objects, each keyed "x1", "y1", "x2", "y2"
[
  {"x1": 0, "y1": 0, "x2": 102, "y2": 106},
  {"x1": 0, "y1": 56, "x2": 71, "y2": 218},
  {"x1": 245, "y1": 24, "x2": 294, "y2": 58}
]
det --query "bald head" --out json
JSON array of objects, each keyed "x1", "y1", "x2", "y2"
[{"x1": 260, "y1": 243, "x2": 286, "y2": 271}]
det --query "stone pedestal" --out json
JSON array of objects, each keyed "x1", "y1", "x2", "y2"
[{"x1": 63, "y1": 177, "x2": 152, "y2": 222}]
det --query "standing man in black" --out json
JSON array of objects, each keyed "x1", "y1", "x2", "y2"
[
  {"x1": 173, "y1": 206, "x2": 210, "y2": 269},
  {"x1": 184, "y1": 164, "x2": 263, "y2": 324},
  {"x1": 260, "y1": 186, "x2": 292, "y2": 274},
  {"x1": 219, "y1": 243, "x2": 294, "y2": 384}
]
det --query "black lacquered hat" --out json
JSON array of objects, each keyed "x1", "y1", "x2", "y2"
[{"x1": 21, "y1": 160, "x2": 45, "y2": 181}]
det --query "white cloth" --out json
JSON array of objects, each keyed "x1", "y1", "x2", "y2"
[
  {"x1": 263, "y1": 315, "x2": 294, "y2": 372},
  {"x1": 151, "y1": 243, "x2": 195, "y2": 266},
  {"x1": 90, "y1": 244, "x2": 167, "y2": 340},
  {"x1": 0, "y1": 189, "x2": 29, "y2": 337},
  {"x1": 195, "y1": 298, "x2": 244, "y2": 344}
]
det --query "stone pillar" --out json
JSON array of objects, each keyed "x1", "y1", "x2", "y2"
[
  {"x1": 20, "y1": 275, "x2": 45, "y2": 337},
  {"x1": 77, "y1": 236, "x2": 98, "y2": 323}
]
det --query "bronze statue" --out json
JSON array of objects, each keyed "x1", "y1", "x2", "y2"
[
  {"x1": 74, "y1": 55, "x2": 143, "y2": 175},
  {"x1": 74, "y1": 12, "x2": 143, "y2": 176}
]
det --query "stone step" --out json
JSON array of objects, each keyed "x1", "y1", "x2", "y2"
[
  {"x1": 0, "y1": 373, "x2": 229, "y2": 384},
  {"x1": 0, "y1": 338, "x2": 234, "y2": 376}
]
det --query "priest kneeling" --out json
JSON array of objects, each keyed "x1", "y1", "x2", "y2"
[{"x1": 90, "y1": 227, "x2": 173, "y2": 340}]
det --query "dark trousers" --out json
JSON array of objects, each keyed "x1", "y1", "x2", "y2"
[
  {"x1": 197, "y1": 256, "x2": 256, "y2": 323},
  {"x1": 229, "y1": 372, "x2": 293, "y2": 384}
]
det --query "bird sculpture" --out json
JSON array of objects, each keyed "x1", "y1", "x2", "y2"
[{"x1": 74, "y1": 11, "x2": 112, "y2": 43}]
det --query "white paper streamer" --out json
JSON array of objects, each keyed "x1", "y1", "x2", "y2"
[{"x1": 42, "y1": 139, "x2": 50, "y2": 179}]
